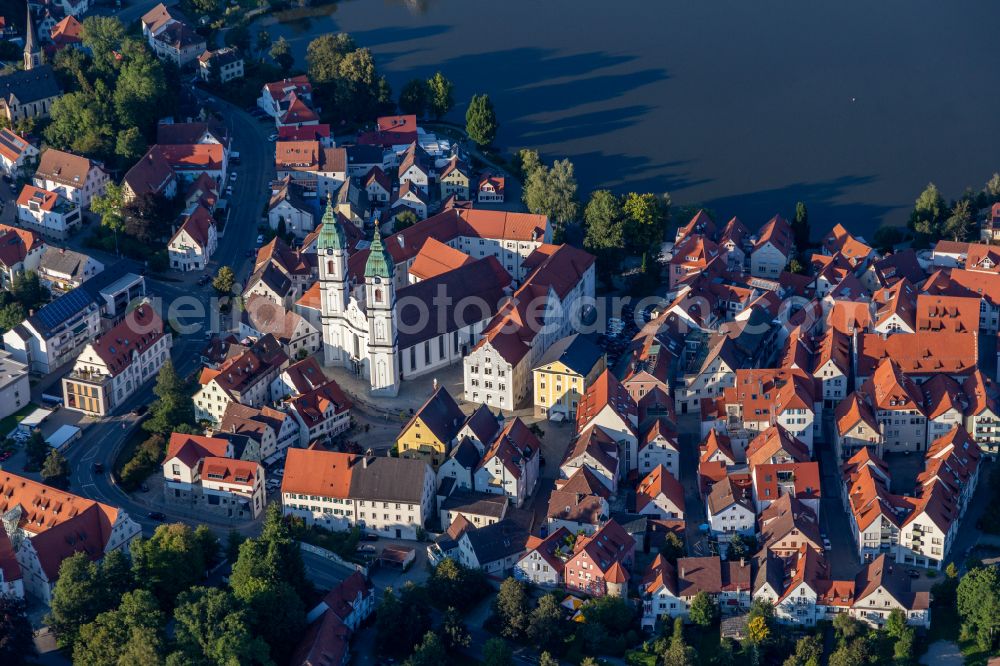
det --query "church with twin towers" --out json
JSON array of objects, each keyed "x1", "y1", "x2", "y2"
[{"x1": 315, "y1": 197, "x2": 595, "y2": 409}]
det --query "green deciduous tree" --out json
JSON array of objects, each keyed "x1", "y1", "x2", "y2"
[
  {"x1": 426, "y1": 72, "x2": 454, "y2": 119},
  {"x1": 662, "y1": 617, "x2": 695, "y2": 666},
  {"x1": 426, "y1": 558, "x2": 490, "y2": 611},
  {"x1": 269, "y1": 37, "x2": 294, "y2": 71},
  {"x1": 943, "y1": 198, "x2": 975, "y2": 242},
  {"x1": 335, "y1": 48, "x2": 386, "y2": 122},
  {"x1": 46, "y1": 552, "x2": 132, "y2": 649},
  {"x1": 44, "y1": 89, "x2": 115, "y2": 161},
  {"x1": 113, "y1": 42, "x2": 167, "y2": 133},
  {"x1": 12, "y1": 271, "x2": 49, "y2": 310},
  {"x1": 91, "y1": 182, "x2": 126, "y2": 235},
  {"x1": 957, "y1": 566, "x2": 1000, "y2": 651},
  {"x1": 375, "y1": 585, "x2": 432, "y2": 659},
  {"x1": 783, "y1": 634, "x2": 822, "y2": 666},
  {"x1": 81, "y1": 16, "x2": 127, "y2": 75},
  {"x1": 465, "y1": 93, "x2": 498, "y2": 147},
  {"x1": 539, "y1": 652, "x2": 558, "y2": 666},
  {"x1": 170, "y1": 586, "x2": 271, "y2": 665},
  {"x1": 792, "y1": 201, "x2": 810, "y2": 248},
  {"x1": 527, "y1": 594, "x2": 566, "y2": 653},
  {"x1": 661, "y1": 531, "x2": 686, "y2": 563},
  {"x1": 523, "y1": 158, "x2": 579, "y2": 241},
  {"x1": 493, "y1": 577, "x2": 531, "y2": 640},
  {"x1": 256, "y1": 30, "x2": 272, "y2": 57},
  {"x1": 123, "y1": 192, "x2": 176, "y2": 244},
  {"x1": 131, "y1": 523, "x2": 215, "y2": 606},
  {"x1": 40, "y1": 449, "x2": 70, "y2": 488},
  {"x1": 688, "y1": 591, "x2": 717, "y2": 627},
  {"x1": 986, "y1": 173, "x2": 1000, "y2": 201},
  {"x1": 213, "y1": 265, "x2": 236, "y2": 294},
  {"x1": 229, "y1": 531, "x2": 307, "y2": 659},
  {"x1": 404, "y1": 631, "x2": 447, "y2": 666},
  {"x1": 909, "y1": 182, "x2": 947, "y2": 243},
  {"x1": 399, "y1": 78, "x2": 429, "y2": 117},
  {"x1": 393, "y1": 209, "x2": 419, "y2": 232},
  {"x1": 833, "y1": 613, "x2": 863, "y2": 642},
  {"x1": 0, "y1": 595, "x2": 35, "y2": 665},
  {"x1": 584, "y1": 189, "x2": 625, "y2": 275},
  {"x1": 0, "y1": 301, "x2": 25, "y2": 333},
  {"x1": 483, "y1": 637, "x2": 513, "y2": 666},
  {"x1": 623, "y1": 191, "x2": 667, "y2": 255},
  {"x1": 440, "y1": 606, "x2": 471, "y2": 652},
  {"x1": 73, "y1": 589, "x2": 165, "y2": 666},
  {"x1": 24, "y1": 429, "x2": 48, "y2": 470},
  {"x1": 306, "y1": 33, "x2": 357, "y2": 84},
  {"x1": 144, "y1": 360, "x2": 193, "y2": 435},
  {"x1": 115, "y1": 126, "x2": 146, "y2": 163}
]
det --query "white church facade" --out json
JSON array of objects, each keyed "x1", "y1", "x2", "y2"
[{"x1": 316, "y1": 201, "x2": 564, "y2": 398}]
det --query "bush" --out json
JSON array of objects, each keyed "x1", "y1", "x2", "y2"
[{"x1": 118, "y1": 434, "x2": 166, "y2": 491}]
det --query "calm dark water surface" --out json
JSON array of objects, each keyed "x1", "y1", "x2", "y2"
[{"x1": 260, "y1": 0, "x2": 1000, "y2": 235}]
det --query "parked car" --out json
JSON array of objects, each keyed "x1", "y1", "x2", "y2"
[
  {"x1": 147, "y1": 511, "x2": 166, "y2": 521},
  {"x1": 359, "y1": 532, "x2": 379, "y2": 542},
  {"x1": 92, "y1": 462, "x2": 105, "y2": 473},
  {"x1": 256, "y1": 234, "x2": 265, "y2": 246},
  {"x1": 822, "y1": 538, "x2": 832, "y2": 551},
  {"x1": 197, "y1": 274, "x2": 212, "y2": 286},
  {"x1": 131, "y1": 405, "x2": 148, "y2": 416},
  {"x1": 356, "y1": 544, "x2": 377, "y2": 554},
  {"x1": 268, "y1": 133, "x2": 278, "y2": 141},
  {"x1": 907, "y1": 569, "x2": 921, "y2": 579},
  {"x1": 230, "y1": 172, "x2": 237, "y2": 181}
]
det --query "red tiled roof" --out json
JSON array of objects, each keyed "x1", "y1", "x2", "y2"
[
  {"x1": 165, "y1": 433, "x2": 231, "y2": 468},
  {"x1": 16, "y1": 185, "x2": 61, "y2": 212},
  {"x1": 636, "y1": 464, "x2": 685, "y2": 514},
  {"x1": 200, "y1": 456, "x2": 259, "y2": 487},
  {"x1": 857, "y1": 332, "x2": 978, "y2": 378},
  {"x1": 171, "y1": 204, "x2": 214, "y2": 249},
  {"x1": 158, "y1": 144, "x2": 225, "y2": 171},
  {"x1": 282, "y1": 448, "x2": 356, "y2": 498},
  {"x1": 0, "y1": 472, "x2": 123, "y2": 580},
  {"x1": 89, "y1": 305, "x2": 165, "y2": 377}
]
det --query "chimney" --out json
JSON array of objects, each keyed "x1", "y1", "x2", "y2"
[
  {"x1": 680, "y1": 566, "x2": 685, "y2": 578},
  {"x1": 231, "y1": 425, "x2": 236, "y2": 433},
  {"x1": 432, "y1": 377, "x2": 438, "y2": 390}
]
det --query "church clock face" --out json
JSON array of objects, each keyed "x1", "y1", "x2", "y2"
[
  {"x1": 325, "y1": 248, "x2": 333, "y2": 255},
  {"x1": 373, "y1": 277, "x2": 382, "y2": 284}
]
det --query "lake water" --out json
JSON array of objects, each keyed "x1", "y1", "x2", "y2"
[{"x1": 257, "y1": 0, "x2": 1000, "y2": 235}]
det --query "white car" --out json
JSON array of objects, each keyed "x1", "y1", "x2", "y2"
[
  {"x1": 256, "y1": 234, "x2": 264, "y2": 246},
  {"x1": 229, "y1": 172, "x2": 237, "y2": 181},
  {"x1": 268, "y1": 133, "x2": 278, "y2": 141}
]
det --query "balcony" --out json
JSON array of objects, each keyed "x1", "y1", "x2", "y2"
[{"x1": 66, "y1": 368, "x2": 110, "y2": 387}]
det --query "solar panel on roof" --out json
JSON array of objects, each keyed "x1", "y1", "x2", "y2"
[{"x1": 33, "y1": 287, "x2": 94, "y2": 332}]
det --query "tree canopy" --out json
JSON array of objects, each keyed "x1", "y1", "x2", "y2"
[{"x1": 465, "y1": 93, "x2": 498, "y2": 147}]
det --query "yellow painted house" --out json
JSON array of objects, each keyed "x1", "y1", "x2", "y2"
[
  {"x1": 396, "y1": 385, "x2": 466, "y2": 466},
  {"x1": 533, "y1": 334, "x2": 606, "y2": 419}
]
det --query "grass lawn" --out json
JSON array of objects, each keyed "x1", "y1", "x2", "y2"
[{"x1": 0, "y1": 403, "x2": 37, "y2": 438}]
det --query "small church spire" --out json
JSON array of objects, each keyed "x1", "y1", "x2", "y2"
[
  {"x1": 23, "y1": 2, "x2": 41, "y2": 71},
  {"x1": 364, "y1": 224, "x2": 394, "y2": 280},
  {"x1": 317, "y1": 191, "x2": 346, "y2": 251}
]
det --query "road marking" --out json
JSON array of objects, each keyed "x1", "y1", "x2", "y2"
[{"x1": 80, "y1": 447, "x2": 98, "y2": 462}]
